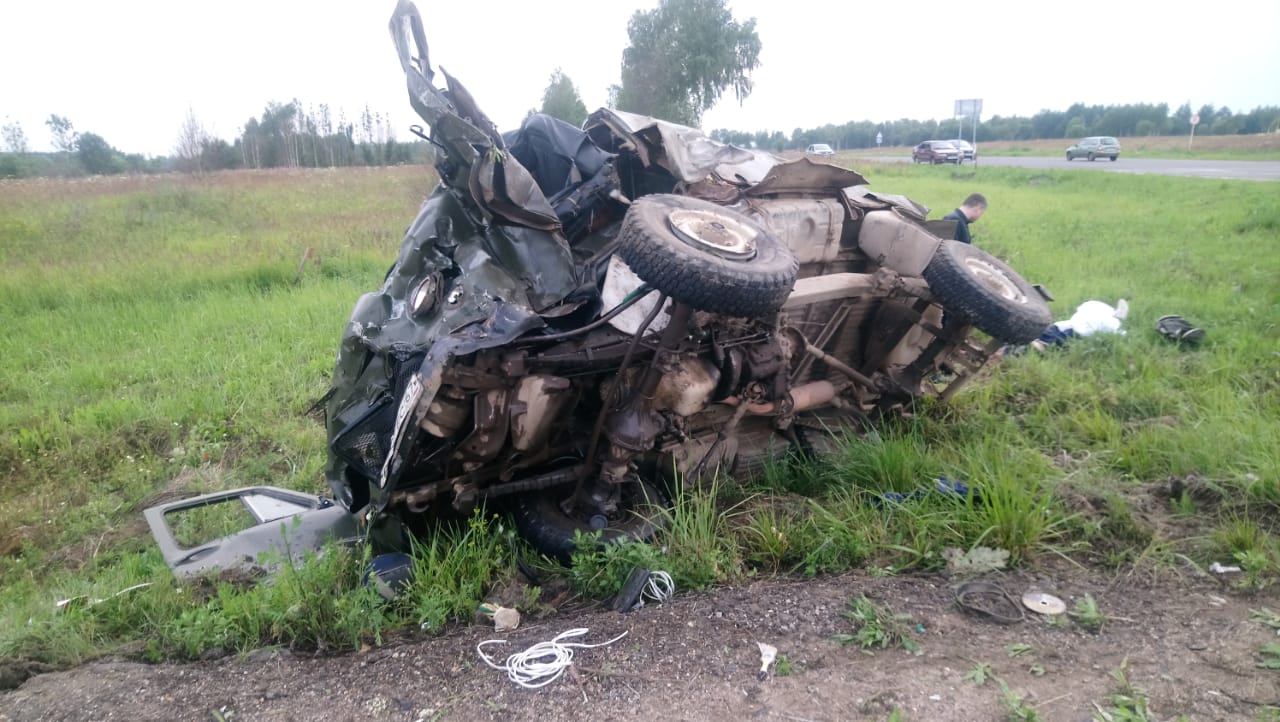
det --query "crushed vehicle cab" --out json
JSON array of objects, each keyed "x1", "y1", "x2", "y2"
[
  {"x1": 149, "y1": 0, "x2": 1052, "y2": 573},
  {"x1": 318, "y1": 0, "x2": 1052, "y2": 560}
]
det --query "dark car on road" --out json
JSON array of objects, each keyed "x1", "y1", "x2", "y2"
[
  {"x1": 912, "y1": 140, "x2": 963, "y2": 164},
  {"x1": 1066, "y1": 136, "x2": 1120, "y2": 161}
]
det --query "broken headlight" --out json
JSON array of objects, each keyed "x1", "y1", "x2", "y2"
[{"x1": 410, "y1": 274, "x2": 442, "y2": 317}]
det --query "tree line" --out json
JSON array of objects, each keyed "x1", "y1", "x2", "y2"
[
  {"x1": 712, "y1": 102, "x2": 1280, "y2": 153},
  {"x1": 0, "y1": 101, "x2": 430, "y2": 179}
]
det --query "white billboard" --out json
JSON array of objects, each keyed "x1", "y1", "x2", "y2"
[{"x1": 954, "y1": 99, "x2": 983, "y2": 120}]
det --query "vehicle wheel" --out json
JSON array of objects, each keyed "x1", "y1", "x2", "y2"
[
  {"x1": 923, "y1": 240, "x2": 1053, "y2": 344},
  {"x1": 1066, "y1": 153, "x2": 1072, "y2": 161},
  {"x1": 1110, "y1": 155, "x2": 1118, "y2": 162},
  {"x1": 618, "y1": 194, "x2": 798, "y2": 318},
  {"x1": 511, "y1": 476, "x2": 670, "y2": 564},
  {"x1": 1087, "y1": 152, "x2": 1096, "y2": 162}
]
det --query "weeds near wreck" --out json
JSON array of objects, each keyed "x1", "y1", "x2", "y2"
[
  {"x1": 569, "y1": 532, "x2": 665, "y2": 599},
  {"x1": 998, "y1": 678, "x2": 1043, "y2": 722},
  {"x1": 965, "y1": 661, "x2": 994, "y2": 686},
  {"x1": 1071, "y1": 594, "x2": 1106, "y2": 632},
  {"x1": 568, "y1": 479, "x2": 742, "y2": 598},
  {"x1": 406, "y1": 510, "x2": 510, "y2": 632},
  {"x1": 1235, "y1": 549, "x2": 1276, "y2": 591},
  {"x1": 832, "y1": 596, "x2": 920, "y2": 654},
  {"x1": 1251, "y1": 607, "x2": 1280, "y2": 634},
  {"x1": 658, "y1": 477, "x2": 744, "y2": 589},
  {"x1": 1090, "y1": 657, "x2": 1190, "y2": 722},
  {"x1": 161, "y1": 540, "x2": 391, "y2": 658},
  {"x1": 738, "y1": 500, "x2": 804, "y2": 572},
  {"x1": 960, "y1": 663, "x2": 1049, "y2": 721},
  {"x1": 1257, "y1": 643, "x2": 1280, "y2": 670}
]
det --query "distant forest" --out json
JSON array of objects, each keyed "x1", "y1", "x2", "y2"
[
  {"x1": 2, "y1": 100, "x2": 1278, "y2": 179},
  {"x1": 712, "y1": 102, "x2": 1280, "y2": 153},
  {"x1": 0, "y1": 101, "x2": 431, "y2": 179}
]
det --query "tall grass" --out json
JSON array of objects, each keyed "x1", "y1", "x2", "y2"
[
  {"x1": 1, "y1": 162, "x2": 1276, "y2": 667},
  {"x1": 0, "y1": 168, "x2": 432, "y2": 573}
]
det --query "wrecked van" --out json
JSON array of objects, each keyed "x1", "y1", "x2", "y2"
[{"x1": 148, "y1": 0, "x2": 1052, "y2": 573}]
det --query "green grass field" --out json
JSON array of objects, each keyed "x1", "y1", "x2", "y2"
[{"x1": 0, "y1": 163, "x2": 1276, "y2": 669}]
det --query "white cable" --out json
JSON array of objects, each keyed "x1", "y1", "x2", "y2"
[
  {"x1": 642, "y1": 570, "x2": 674, "y2": 603},
  {"x1": 477, "y1": 628, "x2": 628, "y2": 689}
]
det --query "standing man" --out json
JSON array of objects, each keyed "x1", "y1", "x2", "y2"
[{"x1": 943, "y1": 193, "x2": 987, "y2": 245}]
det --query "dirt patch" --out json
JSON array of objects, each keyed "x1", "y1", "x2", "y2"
[{"x1": 3, "y1": 566, "x2": 1277, "y2": 721}]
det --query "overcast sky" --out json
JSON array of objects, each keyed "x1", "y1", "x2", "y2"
[{"x1": 3, "y1": 0, "x2": 1278, "y2": 156}]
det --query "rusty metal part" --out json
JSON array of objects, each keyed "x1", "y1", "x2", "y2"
[
  {"x1": 596, "y1": 303, "x2": 696, "y2": 486},
  {"x1": 743, "y1": 334, "x2": 786, "y2": 381},
  {"x1": 800, "y1": 338, "x2": 877, "y2": 389},
  {"x1": 689, "y1": 391, "x2": 754, "y2": 480},
  {"x1": 859, "y1": 296, "x2": 932, "y2": 379},
  {"x1": 400, "y1": 482, "x2": 443, "y2": 513},
  {"x1": 580, "y1": 292, "x2": 670, "y2": 495},
  {"x1": 782, "y1": 269, "x2": 930, "y2": 312},
  {"x1": 723, "y1": 379, "x2": 839, "y2": 415},
  {"x1": 421, "y1": 385, "x2": 470, "y2": 437},
  {"x1": 744, "y1": 197, "x2": 845, "y2": 266},
  {"x1": 855, "y1": 209, "x2": 943, "y2": 277},
  {"x1": 651, "y1": 357, "x2": 720, "y2": 416},
  {"x1": 456, "y1": 389, "x2": 509, "y2": 463},
  {"x1": 789, "y1": 300, "x2": 854, "y2": 386},
  {"x1": 509, "y1": 375, "x2": 574, "y2": 452},
  {"x1": 938, "y1": 335, "x2": 1000, "y2": 402},
  {"x1": 393, "y1": 461, "x2": 585, "y2": 513}
]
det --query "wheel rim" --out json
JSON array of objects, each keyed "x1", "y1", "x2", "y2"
[
  {"x1": 667, "y1": 208, "x2": 758, "y2": 260},
  {"x1": 963, "y1": 256, "x2": 1028, "y2": 304}
]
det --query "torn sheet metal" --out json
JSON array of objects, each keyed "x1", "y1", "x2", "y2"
[
  {"x1": 585, "y1": 108, "x2": 774, "y2": 185},
  {"x1": 843, "y1": 185, "x2": 930, "y2": 220},
  {"x1": 144, "y1": 487, "x2": 362, "y2": 578},
  {"x1": 745, "y1": 157, "x2": 869, "y2": 196}
]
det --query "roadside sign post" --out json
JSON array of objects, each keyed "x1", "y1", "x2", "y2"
[
  {"x1": 954, "y1": 99, "x2": 982, "y2": 165},
  {"x1": 1189, "y1": 113, "x2": 1200, "y2": 150},
  {"x1": 876, "y1": 131, "x2": 883, "y2": 148}
]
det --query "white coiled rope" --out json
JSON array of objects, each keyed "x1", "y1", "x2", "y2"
[
  {"x1": 642, "y1": 570, "x2": 674, "y2": 604},
  {"x1": 477, "y1": 628, "x2": 629, "y2": 689}
]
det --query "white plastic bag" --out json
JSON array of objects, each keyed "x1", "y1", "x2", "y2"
[{"x1": 1054, "y1": 299, "x2": 1128, "y2": 337}]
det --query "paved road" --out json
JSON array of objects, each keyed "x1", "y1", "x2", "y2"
[{"x1": 865, "y1": 155, "x2": 1280, "y2": 181}]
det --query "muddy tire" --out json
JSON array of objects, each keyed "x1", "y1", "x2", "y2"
[
  {"x1": 617, "y1": 194, "x2": 798, "y2": 318},
  {"x1": 923, "y1": 240, "x2": 1052, "y2": 344},
  {"x1": 511, "y1": 477, "x2": 670, "y2": 564}
]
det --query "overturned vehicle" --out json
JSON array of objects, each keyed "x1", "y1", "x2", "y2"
[{"x1": 148, "y1": 0, "x2": 1052, "y2": 573}]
